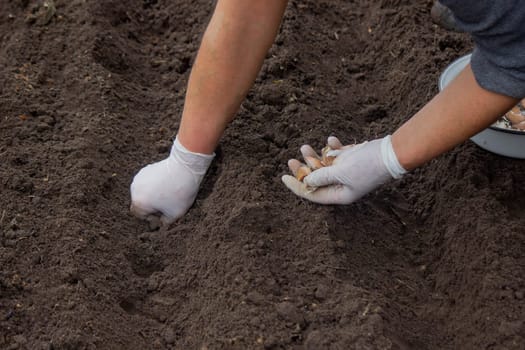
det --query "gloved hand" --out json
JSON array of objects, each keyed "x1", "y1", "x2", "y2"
[
  {"x1": 282, "y1": 135, "x2": 406, "y2": 204},
  {"x1": 130, "y1": 136, "x2": 215, "y2": 224}
]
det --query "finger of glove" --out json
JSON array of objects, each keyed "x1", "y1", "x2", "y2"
[
  {"x1": 327, "y1": 136, "x2": 359, "y2": 151},
  {"x1": 287, "y1": 159, "x2": 303, "y2": 177},
  {"x1": 327, "y1": 136, "x2": 343, "y2": 149},
  {"x1": 300, "y1": 144, "x2": 321, "y2": 159},
  {"x1": 282, "y1": 175, "x2": 350, "y2": 205},
  {"x1": 328, "y1": 141, "x2": 367, "y2": 160},
  {"x1": 303, "y1": 166, "x2": 339, "y2": 188}
]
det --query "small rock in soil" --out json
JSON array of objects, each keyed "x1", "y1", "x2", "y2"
[
  {"x1": 275, "y1": 301, "x2": 305, "y2": 326},
  {"x1": 304, "y1": 330, "x2": 324, "y2": 350},
  {"x1": 246, "y1": 291, "x2": 266, "y2": 305},
  {"x1": 146, "y1": 278, "x2": 159, "y2": 292},
  {"x1": 9, "y1": 218, "x2": 19, "y2": 230},
  {"x1": 498, "y1": 320, "x2": 523, "y2": 337},
  {"x1": 12, "y1": 335, "x2": 27, "y2": 345},
  {"x1": 249, "y1": 316, "x2": 261, "y2": 326},
  {"x1": 36, "y1": 122, "x2": 51, "y2": 132},
  {"x1": 314, "y1": 284, "x2": 330, "y2": 301},
  {"x1": 263, "y1": 335, "x2": 279, "y2": 349},
  {"x1": 146, "y1": 216, "x2": 161, "y2": 231},
  {"x1": 162, "y1": 327, "x2": 176, "y2": 344},
  {"x1": 152, "y1": 338, "x2": 163, "y2": 348}
]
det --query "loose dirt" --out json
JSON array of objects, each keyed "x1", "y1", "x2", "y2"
[{"x1": 1, "y1": 0, "x2": 523, "y2": 349}]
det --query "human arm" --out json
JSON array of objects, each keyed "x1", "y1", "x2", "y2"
[
  {"x1": 283, "y1": 64, "x2": 519, "y2": 204},
  {"x1": 392, "y1": 63, "x2": 518, "y2": 170},
  {"x1": 178, "y1": 0, "x2": 289, "y2": 154},
  {"x1": 130, "y1": 0, "x2": 288, "y2": 223},
  {"x1": 284, "y1": 0, "x2": 524, "y2": 203}
]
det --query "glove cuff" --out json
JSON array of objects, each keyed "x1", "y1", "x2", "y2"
[
  {"x1": 171, "y1": 136, "x2": 215, "y2": 176},
  {"x1": 380, "y1": 135, "x2": 407, "y2": 180}
]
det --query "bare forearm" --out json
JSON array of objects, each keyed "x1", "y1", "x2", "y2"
[
  {"x1": 392, "y1": 64, "x2": 518, "y2": 170},
  {"x1": 178, "y1": 0, "x2": 288, "y2": 154}
]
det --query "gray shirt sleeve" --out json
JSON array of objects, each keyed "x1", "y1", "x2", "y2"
[{"x1": 441, "y1": 0, "x2": 525, "y2": 99}]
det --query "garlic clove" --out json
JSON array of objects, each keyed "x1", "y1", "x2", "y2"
[
  {"x1": 300, "y1": 144, "x2": 321, "y2": 160},
  {"x1": 296, "y1": 166, "x2": 312, "y2": 181},
  {"x1": 321, "y1": 146, "x2": 336, "y2": 166},
  {"x1": 506, "y1": 106, "x2": 525, "y2": 125},
  {"x1": 304, "y1": 156, "x2": 324, "y2": 170},
  {"x1": 513, "y1": 120, "x2": 525, "y2": 130},
  {"x1": 321, "y1": 145, "x2": 332, "y2": 157}
]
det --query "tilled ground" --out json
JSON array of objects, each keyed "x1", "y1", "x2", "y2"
[{"x1": 0, "y1": 0, "x2": 524, "y2": 349}]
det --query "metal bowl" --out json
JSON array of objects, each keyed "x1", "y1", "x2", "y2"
[{"x1": 439, "y1": 53, "x2": 525, "y2": 159}]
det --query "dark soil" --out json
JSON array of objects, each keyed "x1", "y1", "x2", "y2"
[{"x1": 1, "y1": 0, "x2": 524, "y2": 349}]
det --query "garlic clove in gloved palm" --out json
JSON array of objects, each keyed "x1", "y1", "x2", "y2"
[
  {"x1": 295, "y1": 142, "x2": 355, "y2": 182},
  {"x1": 321, "y1": 146, "x2": 335, "y2": 166},
  {"x1": 506, "y1": 106, "x2": 525, "y2": 125},
  {"x1": 295, "y1": 145, "x2": 333, "y2": 182},
  {"x1": 304, "y1": 156, "x2": 324, "y2": 170},
  {"x1": 296, "y1": 165, "x2": 312, "y2": 181}
]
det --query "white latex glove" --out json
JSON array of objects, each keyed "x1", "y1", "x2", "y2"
[
  {"x1": 282, "y1": 135, "x2": 406, "y2": 204},
  {"x1": 130, "y1": 136, "x2": 214, "y2": 224}
]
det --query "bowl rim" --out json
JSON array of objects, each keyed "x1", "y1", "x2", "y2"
[
  {"x1": 488, "y1": 124, "x2": 525, "y2": 135},
  {"x1": 438, "y1": 53, "x2": 525, "y2": 136}
]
